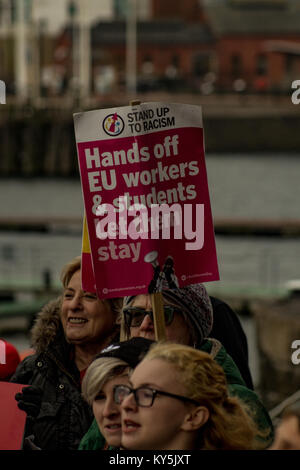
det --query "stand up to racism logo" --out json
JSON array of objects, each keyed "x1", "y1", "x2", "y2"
[{"x1": 103, "y1": 113, "x2": 125, "y2": 136}]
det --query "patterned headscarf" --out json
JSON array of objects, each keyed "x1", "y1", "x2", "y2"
[{"x1": 124, "y1": 283, "x2": 213, "y2": 346}]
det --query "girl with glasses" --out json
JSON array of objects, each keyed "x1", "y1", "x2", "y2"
[{"x1": 115, "y1": 342, "x2": 265, "y2": 450}]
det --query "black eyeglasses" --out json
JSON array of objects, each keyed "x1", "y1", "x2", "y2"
[
  {"x1": 123, "y1": 305, "x2": 179, "y2": 329},
  {"x1": 113, "y1": 384, "x2": 200, "y2": 408}
]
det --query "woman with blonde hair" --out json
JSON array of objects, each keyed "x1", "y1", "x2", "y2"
[
  {"x1": 80, "y1": 337, "x2": 153, "y2": 450},
  {"x1": 115, "y1": 342, "x2": 264, "y2": 450}
]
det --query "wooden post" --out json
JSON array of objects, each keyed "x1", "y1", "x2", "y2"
[
  {"x1": 129, "y1": 99, "x2": 141, "y2": 106},
  {"x1": 150, "y1": 292, "x2": 166, "y2": 341}
]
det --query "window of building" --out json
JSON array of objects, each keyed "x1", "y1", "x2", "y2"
[
  {"x1": 231, "y1": 53, "x2": 243, "y2": 79},
  {"x1": 256, "y1": 54, "x2": 268, "y2": 76},
  {"x1": 171, "y1": 55, "x2": 180, "y2": 68},
  {"x1": 6, "y1": 0, "x2": 32, "y2": 24},
  {"x1": 193, "y1": 52, "x2": 210, "y2": 77}
]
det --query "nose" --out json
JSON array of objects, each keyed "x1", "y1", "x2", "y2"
[
  {"x1": 121, "y1": 391, "x2": 137, "y2": 412},
  {"x1": 139, "y1": 313, "x2": 154, "y2": 331},
  {"x1": 102, "y1": 396, "x2": 119, "y2": 418},
  {"x1": 69, "y1": 294, "x2": 83, "y2": 310}
]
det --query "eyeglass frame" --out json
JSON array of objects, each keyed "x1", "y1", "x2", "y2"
[
  {"x1": 123, "y1": 305, "x2": 181, "y2": 329},
  {"x1": 113, "y1": 384, "x2": 200, "y2": 408}
]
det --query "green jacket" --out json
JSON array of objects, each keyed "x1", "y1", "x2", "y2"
[
  {"x1": 201, "y1": 338, "x2": 274, "y2": 445},
  {"x1": 79, "y1": 338, "x2": 273, "y2": 450},
  {"x1": 79, "y1": 418, "x2": 106, "y2": 450}
]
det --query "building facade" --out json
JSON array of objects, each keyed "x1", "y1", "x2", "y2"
[
  {"x1": 203, "y1": 0, "x2": 300, "y2": 92},
  {"x1": 2, "y1": 0, "x2": 300, "y2": 99}
]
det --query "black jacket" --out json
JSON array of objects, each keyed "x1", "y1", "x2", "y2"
[
  {"x1": 10, "y1": 299, "x2": 94, "y2": 450},
  {"x1": 210, "y1": 296, "x2": 254, "y2": 390}
]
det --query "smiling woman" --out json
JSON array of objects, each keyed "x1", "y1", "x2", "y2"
[
  {"x1": 60, "y1": 261, "x2": 120, "y2": 371},
  {"x1": 11, "y1": 255, "x2": 122, "y2": 450}
]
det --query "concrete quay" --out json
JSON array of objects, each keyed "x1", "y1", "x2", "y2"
[{"x1": 0, "y1": 93, "x2": 300, "y2": 178}]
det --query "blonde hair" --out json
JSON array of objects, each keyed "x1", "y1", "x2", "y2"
[
  {"x1": 60, "y1": 256, "x2": 123, "y2": 319},
  {"x1": 82, "y1": 356, "x2": 129, "y2": 405},
  {"x1": 60, "y1": 256, "x2": 82, "y2": 288},
  {"x1": 144, "y1": 342, "x2": 263, "y2": 450}
]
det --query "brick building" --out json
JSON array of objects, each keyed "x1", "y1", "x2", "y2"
[
  {"x1": 55, "y1": 0, "x2": 215, "y2": 94},
  {"x1": 203, "y1": 0, "x2": 300, "y2": 92},
  {"x1": 53, "y1": 0, "x2": 300, "y2": 95}
]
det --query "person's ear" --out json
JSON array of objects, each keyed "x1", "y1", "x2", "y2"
[{"x1": 181, "y1": 406, "x2": 209, "y2": 432}]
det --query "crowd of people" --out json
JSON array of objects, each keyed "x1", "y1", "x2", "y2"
[{"x1": 0, "y1": 255, "x2": 299, "y2": 450}]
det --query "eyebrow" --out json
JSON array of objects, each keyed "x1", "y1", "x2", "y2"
[
  {"x1": 64, "y1": 288, "x2": 96, "y2": 295},
  {"x1": 130, "y1": 381, "x2": 159, "y2": 389}
]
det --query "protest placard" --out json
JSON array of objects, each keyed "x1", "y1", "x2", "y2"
[
  {"x1": 0, "y1": 382, "x2": 27, "y2": 450},
  {"x1": 74, "y1": 102, "x2": 219, "y2": 299}
]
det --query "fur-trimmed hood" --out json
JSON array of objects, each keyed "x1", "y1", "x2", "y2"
[
  {"x1": 30, "y1": 296, "x2": 121, "y2": 355},
  {"x1": 30, "y1": 297, "x2": 63, "y2": 354}
]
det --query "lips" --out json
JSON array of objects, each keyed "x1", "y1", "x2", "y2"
[
  {"x1": 123, "y1": 419, "x2": 141, "y2": 433},
  {"x1": 105, "y1": 423, "x2": 122, "y2": 433}
]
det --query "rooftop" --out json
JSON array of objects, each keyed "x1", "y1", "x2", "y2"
[
  {"x1": 202, "y1": 0, "x2": 300, "y2": 35},
  {"x1": 91, "y1": 20, "x2": 214, "y2": 46}
]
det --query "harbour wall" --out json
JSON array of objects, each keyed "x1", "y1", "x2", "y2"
[{"x1": 1, "y1": 104, "x2": 300, "y2": 177}]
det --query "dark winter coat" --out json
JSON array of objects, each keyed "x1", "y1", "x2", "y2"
[
  {"x1": 209, "y1": 296, "x2": 254, "y2": 390},
  {"x1": 10, "y1": 298, "x2": 94, "y2": 450}
]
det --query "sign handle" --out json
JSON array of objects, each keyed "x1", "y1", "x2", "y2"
[
  {"x1": 130, "y1": 99, "x2": 141, "y2": 106},
  {"x1": 150, "y1": 292, "x2": 166, "y2": 341}
]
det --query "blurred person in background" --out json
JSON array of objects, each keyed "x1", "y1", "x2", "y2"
[
  {"x1": 269, "y1": 401, "x2": 300, "y2": 450},
  {"x1": 0, "y1": 338, "x2": 20, "y2": 381},
  {"x1": 80, "y1": 337, "x2": 153, "y2": 450},
  {"x1": 11, "y1": 255, "x2": 122, "y2": 450},
  {"x1": 115, "y1": 342, "x2": 265, "y2": 450}
]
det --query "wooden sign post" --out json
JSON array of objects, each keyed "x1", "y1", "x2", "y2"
[{"x1": 150, "y1": 292, "x2": 166, "y2": 341}]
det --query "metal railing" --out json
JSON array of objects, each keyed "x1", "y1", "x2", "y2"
[{"x1": 0, "y1": 237, "x2": 297, "y2": 299}]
